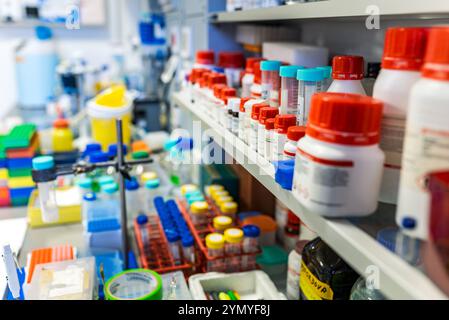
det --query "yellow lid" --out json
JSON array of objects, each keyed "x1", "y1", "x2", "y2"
[
  {"x1": 205, "y1": 233, "x2": 225, "y2": 249},
  {"x1": 95, "y1": 85, "x2": 127, "y2": 107},
  {"x1": 181, "y1": 184, "x2": 198, "y2": 196},
  {"x1": 141, "y1": 171, "x2": 158, "y2": 182},
  {"x1": 190, "y1": 201, "x2": 209, "y2": 215},
  {"x1": 220, "y1": 201, "x2": 238, "y2": 215},
  {"x1": 224, "y1": 228, "x2": 244, "y2": 244},
  {"x1": 213, "y1": 216, "x2": 233, "y2": 231},
  {"x1": 212, "y1": 190, "x2": 230, "y2": 202},
  {"x1": 206, "y1": 184, "x2": 224, "y2": 196},
  {"x1": 216, "y1": 196, "x2": 233, "y2": 207}
]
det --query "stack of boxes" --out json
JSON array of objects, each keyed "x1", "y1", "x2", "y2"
[{"x1": 0, "y1": 124, "x2": 40, "y2": 207}]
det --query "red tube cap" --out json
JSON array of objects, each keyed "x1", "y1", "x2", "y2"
[
  {"x1": 307, "y1": 92, "x2": 383, "y2": 146},
  {"x1": 213, "y1": 84, "x2": 227, "y2": 98},
  {"x1": 245, "y1": 57, "x2": 264, "y2": 74},
  {"x1": 332, "y1": 55, "x2": 365, "y2": 80}
]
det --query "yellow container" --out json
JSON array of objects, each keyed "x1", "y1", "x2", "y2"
[
  {"x1": 216, "y1": 196, "x2": 233, "y2": 207},
  {"x1": 220, "y1": 201, "x2": 238, "y2": 216},
  {"x1": 205, "y1": 233, "x2": 225, "y2": 250},
  {"x1": 87, "y1": 85, "x2": 133, "y2": 151},
  {"x1": 212, "y1": 190, "x2": 229, "y2": 202},
  {"x1": 224, "y1": 228, "x2": 244, "y2": 244},
  {"x1": 213, "y1": 216, "x2": 233, "y2": 232},
  {"x1": 52, "y1": 119, "x2": 74, "y2": 152}
]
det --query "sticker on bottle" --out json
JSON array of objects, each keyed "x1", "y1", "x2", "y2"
[
  {"x1": 380, "y1": 113, "x2": 406, "y2": 169},
  {"x1": 299, "y1": 260, "x2": 333, "y2": 300}
]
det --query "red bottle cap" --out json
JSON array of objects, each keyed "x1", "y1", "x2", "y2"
[
  {"x1": 265, "y1": 118, "x2": 276, "y2": 130},
  {"x1": 245, "y1": 57, "x2": 264, "y2": 73},
  {"x1": 199, "y1": 72, "x2": 213, "y2": 88},
  {"x1": 382, "y1": 27, "x2": 428, "y2": 71},
  {"x1": 190, "y1": 68, "x2": 206, "y2": 84},
  {"x1": 287, "y1": 126, "x2": 306, "y2": 141},
  {"x1": 208, "y1": 73, "x2": 227, "y2": 88},
  {"x1": 196, "y1": 50, "x2": 215, "y2": 65},
  {"x1": 218, "y1": 52, "x2": 245, "y2": 69},
  {"x1": 54, "y1": 118, "x2": 69, "y2": 128},
  {"x1": 258, "y1": 107, "x2": 279, "y2": 125},
  {"x1": 221, "y1": 87, "x2": 237, "y2": 104},
  {"x1": 307, "y1": 92, "x2": 383, "y2": 146},
  {"x1": 274, "y1": 115, "x2": 296, "y2": 134},
  {"x1": 332, "y1": 56, "x2": 365, "y2": 80},
  {"x1": 422, "y1": 27, "x2": 449, "y2": 81},
  {"x1": 251, "y1": 103, "x2": 269, "y2": 120},
  {"x1": 213, "y1": 84, "x2": 227, "y2": 98},
  {"x1": 240, "y1": 97, "x2": 252, "y2": 112},
  {"x1": 253, "y1": 60, "x2": 262, "y2": 84}
]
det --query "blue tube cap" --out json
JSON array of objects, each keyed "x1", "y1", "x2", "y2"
[
  {"x1": 274, "y1": 160, "x2": 295, "y2": 191},
  {"x1": 35, "y1": 26, "x2": 52, "y2": 40},
  {"x1": 83, "y1": 143, "x2": 101, "y2": 157},
  {"x1": 260, "y1": 60, "x2": 282, "y2": 72},
  {"x1": 280, "y1": 65, "x2": 304, "y2": 78},
  {"x1": 125, "y1": 178, "x2": 140, "y2": 191},
  {"x1": 165, "y1": 229, "x2": 180, "y2": 243},
  {"x1": 317, "y1": 66, "x2": 332, "y2": 79},
  {"x1": 297, "y1": 68, "x2": 325, "y2": 81},
  {"x1": 243, "y1": 225, "x2": 261, "y2": 238},
  {"x1": 83, "y1": 192, "x2": 97, "y2": 202},
  {"x1": 108, "y1": 144, "x2": 128, "y2": 158},
  {"x1": 137, "y1": 214, "x2": 148, "y2": 225},
  {"x1": 32, "y1": 156, "x2": 55, "y2": 170},
  {"x1": 89, "y1": 151, "x2": 109, "y2": 163},
  {"x1": 182, "y1": 234, "x2": 194, "y2": 247}
]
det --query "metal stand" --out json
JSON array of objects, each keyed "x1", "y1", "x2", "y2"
[{"x1": 48, "y1": 119, "x2": 152, "y2": 269}]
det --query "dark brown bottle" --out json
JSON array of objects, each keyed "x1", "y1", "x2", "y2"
[{"x1": 299, "y1": 237, "x2": 359, "y2": 300}]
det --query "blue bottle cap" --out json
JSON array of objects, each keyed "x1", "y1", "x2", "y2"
[
  {"x1": 182, "y1": 234, "x2": 194, "y2": 247},
  {"x1": 35, "y1": 26, "x2": 52, "y2": 40},
  {"x1": 108, "y1": 144, "x2": 128, "y2": 158},
  {"x1": 260, "y1": 60, "x2": 282, "y2": 72},
  {"x1": 125, "y1": 178, "x2": 139, "y2": 191},
  {"x1": 83, "y1": 192, "x2": 97, "y2": 202},
  {"x1": 165, "y1": 229, "x2": 180, "y2": 243},
  {"x1": 98, "y1": 176, "x2": 115, "y2": 186},
  {"x1": 83, "y1": 143, "x2": 101, "y2": 157},
  {"x1": 401, "y1": 217, "x2": 416, "y2": 230},
  {"x1": 89, "y1": 151, "x2": 109, "y2": 163},
  {"x1": 145, "y1": 179, "x2": 160, "y2": 189},
  {"x1": 280, "y1": 65, "x2": 304, "y2": 78},
  {"x1": 243, "y1": 225, "x2": 261, "y2": 238},
  {"x1": 316, "y1": 66, "x2": 332, "y2": 79},
  {"x1": 137, "y1": 214, "x2": 148, "y2": 225},
  {"x1": 32, "y1": 156, "x2": 55, "y2": 170},
  {"x1": 297, "y1": 68, "x2": 325, "y2": 82},
  {"x1": 77, "y1": 177, "x2": 93, "y2": 189},
  {"x1": 274, "y1": 160, "x2": 295, "y2": 191},
  {"x1": 103, "y1": 182, "x2": 119, "y2": 194}
]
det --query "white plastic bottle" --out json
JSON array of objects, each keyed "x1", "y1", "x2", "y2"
[
  {"x1": 218, "y1": 52, "x2": 245, "y2": 88},
  {"x1": 244, "y1": 99, "x2": 266, "y2": 144},
  {"x1": 227, "y1": 97, "x2": 241, "y2": 132},
  {"x1": 396, "y1": 27, "x2": 449, "y2": 240},
  {"x1": 373, "y1": 27, "x2": 428, "y2": 205},
  {"x1": 264, "y1": 118, "x2": 276, "y2": 161},
  {"x1": 250, "y1": 60, "x2": 263, "y2": 99},
  {"x1": 292, "y1": 92, "x2": 385, "y2": 217},
  {"x1": 257, "y1": 107, "x2": 279, "y2": 156},
  {"x1": 328, "y1": 55, "x2": 367, "y2": 95},
  {"x1": 242, "y1": 58, "x2": 263, "y2": 98},
  {"x1": 238, "y1": 97, "x2": 252, "y2": 140},
  {"x1": 272, "y1": 114, "x2": 297, "y2": 162},
  {"x1": 249, "y1": 103, "x2": 268, "y2": 151},
  {"x1": 283, "y1": 126, "x2": 306, "y2": 160}
]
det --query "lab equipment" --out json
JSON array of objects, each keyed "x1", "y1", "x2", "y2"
[
  {"x1": 166, "y1": 229, "x2": 181, "y2": 264},
  {"x1": 104, "y1": 269, "x2": 162, "y2": 300},
  {"x1": 181, "y1": 234, "x2": 195, "y2": 264},
  {"x1": 213, "y1": 215, "x2": 233, "y2": 234},
  {"x1": 264, "y1": 118, "x2": 276, "y2": 161},
  {"x1": 296, "y1": 68, "x2": 324, "y2": 126},
  {"x1": 249, "y1": 103, "x2": 269, "y2": 151},
  {"x1": 272, "y1": 114, "x2": 296, "y2": 162},
  {"x1": 242, "y1": 225, "x2": 260, "y2": 271},
  {"x1": 51, "y1": 118, "x2": 74, "y2": 152},
  {"x1": 190, "y1": 201, "x2": 209, "y2": 226},
  {"x1": 144, "y1": 178, "x2": 163, "y2": 214},
  {"x1": 218, "y1": 52, "x2": 245, "y2": 88},
  {"x1": 31, "y1": 156, "x2": 58, "y2": 222},
  {"x1": 205, "y1": 233, "x2": 225, "y2": 272},
  {"x1": 260, "y1": 60, "x2": 282, "y2": 107},
  {"x1": 242, "y1": 215, "x2": 277, "y2": 246},
  {"x1": 219, "y1": 201, "x2": 238, "y2": 219},
  {"x1": 283, "y1": 126, "x2": 306, "y2": 160},
  {"x1": 224, "y1": 228, "x2": 244, "y2": 273},
  {"x1": 280, "y1": 66, "x2": 304, "y2": 115},
  {"x1": 327, "y1": 55, "x2": 367, "y2": 95},
  {"x1": 125, "y1": 178, "x2": 141, "y2": 221},
  {"x1": 1, "y1": 244, "x2": 21, "y2": 299},
  {"x1": 137, "y1": 214, "x2": 150, "y2": 251},
  {"x1": 241, "y1": 58, "x2": 264, "y2": 98},
  {"x1": 258, "y1": 107, "x2": 279, "y2": 156}
]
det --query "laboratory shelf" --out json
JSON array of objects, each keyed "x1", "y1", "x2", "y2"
[
  {"x1": 173, "y1": 90, "x2": 448, "y2": 300},
  {"x1": 211, "y1": 0, "x2": 449, "y2": 23}
]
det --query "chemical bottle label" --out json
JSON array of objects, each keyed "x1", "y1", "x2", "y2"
[
  {"x1": 293, "y1": 148, "x2": 354, "y2": 208},
  {"x1": 379, "y1": 113, "x2": 405, "y2": 169},
  {"x1": 299, "y1": 260, "x2": 333, "y2": 300}
]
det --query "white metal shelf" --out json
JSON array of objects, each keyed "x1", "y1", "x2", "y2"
[
  {"x1": 212, "y1": 0, "x2": 449, "y2": 23},
  {"x1": 173, "y1": 90, "x2": 448, "y2": 300}
]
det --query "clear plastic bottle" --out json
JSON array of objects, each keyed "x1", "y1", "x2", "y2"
[
  {"x1": 181, "y1": 234, "x2": 195, "y2": 264},
  {"x1": 82, "y1": 192, "x2": 97, "y2": 224},
  {"x1": 32, "y1": 156, "x2": 59, "y2": 223},
  {"x1": 137, "y1": 214, "x2": 150, "y2": 251},
  {"x1": 205, "y1": 233, "x2": 225, "y2": 272},
  {"x1": 125, "y1": 178, "x2": 141, "y2": 223},
  {"x1": 166, "y1": 229, "x2": 181, "y2": 265},
  {"x1": 297, "y1": 68, "x2": 324, "y2": 126},
  {"x1": 261, "y1": 60, "x2": 282, "y2": 107},
  {"x1": 144, "y1": 179, "x2": 164, "y2": 214},
  {"x1": 283, "y1": 126, "x2": 306, "y2": 160},
  {"x1": 328, "y1": 55, "x2": 367, "y2": 95},
  {"x1": 242, "y1": 225, "x2": 260, "y2": 270},
  {"x1": 258, "y1": 107, "x2": 279, "y2": 156},
  {"x1": 224, "y1": 228, "x2": 244, "y2": 272},
  {"x1": 190, "y1": 201, "x2": 209, "y2": 226},
  {"x1": 213, "y1": 215, "x2": 233, "y2": 234},
  {"x1": 349, "y1": 276, "x2": 386, "y2": 300},
  {"x1": 280, "y1": 66, "x2": 304, "y2": 115},
  {"x1": 102, "y1": 182, "x2": 120, "y2": 218}
]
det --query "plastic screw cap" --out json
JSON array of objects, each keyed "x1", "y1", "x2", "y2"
[
  {"x1": 245, "y1": 57, "x2": 264, "y2": 73},
  {"x1": 213, "y1": 84, "x2": 227, "y2": 98},
  {"x1": 253, "y1": 60, "x2": 263, "y2": 84},
  {"x1": 137, "y1": 214, "x2": 148, "y2": 225},
  {"x1": 181, "y1": 234, "x2": 195, "y2": 247},
  {"x1": 280, "y1": 65, "x2": 304, "y2": 78},
  {"x1": 274, "y1": 160, "x2": 295, "y2": 191},
  {"x1": 83, "y1": 143, "x2": 101, "y2": 156},
  {"x1": 332, "y1": 55, "x2": 365, "y2": 80},
  {"x1": 265, "y1": 118, "x2": 276, "y2": 130},
  {"x1": 98, "y1": 175, "x2": 114, "y2": 186},
  {"x1": 251, "y1": 103, "x2": 270, "y2": 120},
  {"x1": 260, "y1": 60, "x2": 282, "y2": 71},
  {"x1": 208, "y1": 73, "x2": 227, "y2": 88},
  {"x1": 190, "y1": 68, "x2": 207, "y2": 83},
  {"x1": 422, "y1": 27, "x2": 449, "y2": 81},
  {"x1": 220, "y1": 87, "x2": 237, "y2": 104},
  {"x1": 125, "y1": 178, "x2": 140, "y2": 191},
  {"x1": 274, "y1": 114, "x2": 297, "y2": 134},
  {"x1": 382, "y1": 27, "x2": 428, "y2": 71},
  {"x1": 35, "y1": 25, "x2": 52, "y2": 40},
  {"x1": 205, "y1": 233, "x2": 225, "y2": 249},
  {"x1": 242, "y1": 224, "x2": 261, "y2": 238},
  {"x1": 108, "y1": 144, "x2": 128, "y2": 157},
  {"x1": 145, "y1": 179, "x2": 161, "y2": 189},
  {"x1": 196, "y1": 50, "x2": 215, "y2": 65},
  {"x1": 83, "y1": 192, "x2": 97, "y2": 202},
  {"x1": 307, "y1": 92, "x2": 383, "y2": 146},
  {"x1": 316, "y1": 66, "x2": 332, "y2": 79},
  {"x1": 199, "y1": 72, "x2": 213, "y2": 88},
  {"x1": 258, "y1": 107, "x2": 279, "y2": 124},
  {"x1": 239, "y1": 97, "x2": 252, "y2": 112},
  {"x1": 224, "y1": 228, "x2": 244, "y2": 243},
  {"x1": 89, "y1": 151, "x2": 109, "y2": 163},
  {"x1": 103, "y1": 182, "x2": 119, "y2": 194},
  {"x1": 77, "y1": 177, "x2": 93, "y2": 189},
  {"x1": 287, "y1": 126, "x2": 307, "y2": 141},
  {"x1": 132, "y1": 150, "x2": 149, "y2": 160},
  {"x1": 401, "y1": 217, "x2": 417, "y2": 230},
  {"x1": 297, "y1": 68, "x2": 325, "y2": 82},
  {"x1": 165, "y1": 229, "x2": 181, "y2": 243},
  {"x1": 32, "y1": 156, "x2": 55, "y2": 170},
  {"x1": 218, "y1": 52, "x2": 245, "y2": 69},
  {"x1": 53, "y1": 118, "x2": 69, "y2": 128}
]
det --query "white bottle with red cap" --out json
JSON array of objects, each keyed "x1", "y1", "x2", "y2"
[
  {"x1": 219, "y1": 87, "x2": 237, "y2": 126},
  {"x1": 373, "y1": 27, "x2": 428, "y2": 205},
  {"x1": 396, "y1": 27, "x2": 449, "y2": 239},
  {"x1": 218, "y1": 52, "x2": 245, "y2": 89},
  {"x1": 249, "y1": 103, "x2": 268, "y2": 151},
  {"x1": 283, "y1": 126, "x2": 306, "y2": 160},
  {"x1": 194, "y1": 50, "x2": 215, "y2": 70},
  {"x1": 292, "y1": 93, "x2": 384, "y2": 217},
  {"x1": 328, "y1": 56, "x2": 367, "y2": 95},
  {"x1": 242, "y1": 58, "x2": 263, "y2": 98},
  {"x1": 243, "y1": 98, "x2": 265, "y2": 144},
  {"x1": 258, "y1": 107, "x2": 279, "y2": 156},
  {"x1": 272, "y1": 114, "x2": 297, "y2": 162},
  {"x1": 227, "y1": 97, "x2": 241, "y2": 132},
  {"x1": 264, "y1": 118, "x2": 276, "y2": 160},
  {"x1": 250, "y1": 60, "x2": 263, "y2": 99}
]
